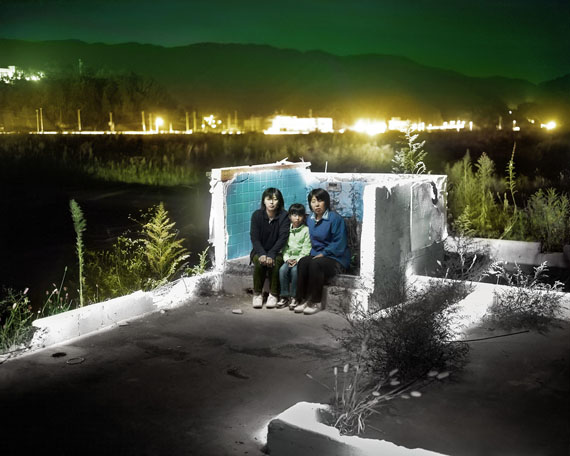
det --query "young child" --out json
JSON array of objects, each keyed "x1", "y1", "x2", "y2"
[
  {"x1": 250, "y1": 188, "x2": 289, "y2": 309},
  {"x1": 277, "y1": 203, "x2": 312, "y2": 310}
]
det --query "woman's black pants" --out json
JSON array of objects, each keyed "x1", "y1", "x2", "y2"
[{"x1": 295, "y1": 255, "x2": 342, "y2": 305}]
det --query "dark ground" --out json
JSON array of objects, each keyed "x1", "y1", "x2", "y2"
[{"x1": 0, "y1": 292, "x2": 569, "y2": 456}]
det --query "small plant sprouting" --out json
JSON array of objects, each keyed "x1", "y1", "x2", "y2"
[
  {"x1": 70, "y1": 199, "x2": 87, "y2": 307},
  {"x1": 38, "y1": 267, "x2": 74, "y2": 319},
  {"x1": 185, "y1": 246, "x2": 210, "y2": 276},
  {"x1": 306, "y1": 362, "x2": 451, "y2": 436}
]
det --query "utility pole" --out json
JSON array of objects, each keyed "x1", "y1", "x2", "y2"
[
  {"x1": 109, "y1": 112, "x2": 114, "y2": 132},
  {"x1": 35, "y1": 109, "x2": 40, "y2": 133},
  {"x1": 141, "y1": 111, "x2": 146, "y2": 132},
  {"x1": 77, "y1": 109, "x2": 82, "y2": 131},
  {"x1": 185, "y1": 111, "x2": 190, "y2": 132},
  {"x1": 39, "y1": 107, "x2": 44, "y2": 133}
]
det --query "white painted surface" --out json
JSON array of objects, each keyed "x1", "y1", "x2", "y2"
[{"x1": 267, "y1": 401, "x2": 447, "y2": 456}]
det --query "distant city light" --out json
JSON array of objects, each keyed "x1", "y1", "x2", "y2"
[
  {"x1": 541, "y1": 121, "x2": 556, "y2": 130},
  {"x1": 264, "y1": 115, "x2": 333, "y2": 134},
  {"x1": 350, "y1": 117, "x2": 468, "y2": 135},
  {"x1": 0, "y1": 65, "x2": 45, "y2": 84},
  {"x1": 155, "y1": 116, "x2": 164, "y2": 132},
  {"x1": 351, "y1": 119, "x2": 387, "y2": 136}
]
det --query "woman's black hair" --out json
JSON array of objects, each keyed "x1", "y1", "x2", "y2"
[
  {"x1": 307, "y1": 188, "x2": 330, "y2": 211},
  {"x1": 288, "y1": 203, "x2": 306, "y2": 217},
  {"x1": 260, "y1": 187, "x2": 284, "y2": 210}
]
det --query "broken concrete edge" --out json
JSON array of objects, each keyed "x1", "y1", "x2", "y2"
[
  {"x1": 266, "y1": 401, "x2": 447, "y2": 456},
  {"x1": 449, "y1": 237, "x2": 570, "y2": 269},
  {"x1": 409, "y1": 275, "x2": 570, "y2": 335},
  {"x1": 2, "y1": 271, "x2": 223, "y2": 361}
]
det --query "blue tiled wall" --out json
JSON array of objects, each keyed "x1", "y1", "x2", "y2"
[
  {"x1": 226, "y1": 169, "x2": 309, "y2": 259},
  {"x1": 307, "y1": 180, "x2": 366, "y2": 221}
]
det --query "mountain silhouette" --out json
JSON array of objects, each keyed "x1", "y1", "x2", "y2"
[{"x1": 0, "y1": 39, "x2": 567, "y2": 124}]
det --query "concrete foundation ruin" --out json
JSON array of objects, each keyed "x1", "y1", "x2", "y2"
[{"x1": 209, "y1": 161, "x2": 448, "y2": 311}]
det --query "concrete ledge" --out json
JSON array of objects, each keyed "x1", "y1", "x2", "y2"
[
  {"x1": 410, "y1": 275, "x2": 570, "y2": 333},
  {"x1": 31, "y1": 290, "x2": 155, "y2": 348},
  {"x1": 29, "y1": 271, "x2": 222, "y2": 351},
  {"x1": 267, "y1": 401, "x2": 446, "y2": 456},
  {"x1": 471, "y1": 238, "x2": 569, "y2": 268}
]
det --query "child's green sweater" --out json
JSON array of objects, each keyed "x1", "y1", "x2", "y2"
[{"x1": 282, "y1": 224, "x2": 312, "y2": 262}]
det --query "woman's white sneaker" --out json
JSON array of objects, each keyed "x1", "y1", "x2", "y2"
[
  {"x1": 252, "y1": 294, "x2": 263, "y2": 309},
  {"x1": 303, "y1": 302, "x2": 322, "y2": 315},
  {"x1": 294, "y1": 301, "x2": 309, "y2": 313},
  {"x1": 266, "y1": 294, "x2": 278, "y2": 309}
]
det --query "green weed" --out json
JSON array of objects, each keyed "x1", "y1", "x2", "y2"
[
  {"x1": 0, "y1": 288, "x2": 35, "y2": 353},
  {"x1": 526, "y1": 188, "x2": 570, "y2": 252},
  {"x1": 391, "y1": 127, "x2": 427, "y2": 174},
  {"x1": 70, "y1": 199, "x2": 87, "y2": 307},
  {"x1": 86, "y1": 203, "x2": 190, "y2": 300}
]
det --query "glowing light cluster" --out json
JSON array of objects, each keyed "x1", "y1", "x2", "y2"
[
  {"x1": 426, "y1": 120, "x2": 466, "y2": 131},
  {"x1": 351, "y1": 119, "x2": 387, "y2": 136},
  {"x1": 349, "y1": 117, "x2": 470, "y2": 135},
  {"x1": 388, "y1": 118, "x2": 409, "y2": 132},
  {"x1": 0, "y1": 65, "x2": 44, "y2": 83},
  {"x1": 202, "y1": 114, "x2": 222, "y2": 130},
  {"x1": 541, "y1": 121, "x2": 556, "y2": 130},
  {"x1": 264, "y1": 115, "x2": 333, "y2": 135}
]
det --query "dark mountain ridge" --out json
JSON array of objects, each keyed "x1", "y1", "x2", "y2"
[{"x1": 0, "y1": 39, "x2": 567, "y2": 124}]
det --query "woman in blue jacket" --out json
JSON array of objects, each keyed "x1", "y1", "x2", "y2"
[{"x1": 294, "y1": 188, "x2": 350, "y2": 315}]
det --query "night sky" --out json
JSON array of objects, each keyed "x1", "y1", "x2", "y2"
[{"x1": 1, "y1": 0, "x2": 569, "y2": 83}]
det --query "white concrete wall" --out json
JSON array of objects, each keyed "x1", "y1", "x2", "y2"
[{"x1": 209, "y1": 162, "x2": 448, "y2": 311}]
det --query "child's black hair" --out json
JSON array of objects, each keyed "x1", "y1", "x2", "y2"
[
  {"x1": 260, "y1": 187, "x2": 284, "y2": 210},
  {"x1": 288, "y1": 203, "x2": 306, "y2": 217},
  {"x1": 307, "y1": 188, "x2": 331, "y2": 211}
]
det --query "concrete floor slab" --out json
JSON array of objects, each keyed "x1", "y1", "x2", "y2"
[{"x1": 1, "y1": 292, "x2": 569, "y2": 456}]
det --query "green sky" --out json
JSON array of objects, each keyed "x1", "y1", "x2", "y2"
[{"x1": 1, "y1": 0, "x2": 568, "y2": 83}]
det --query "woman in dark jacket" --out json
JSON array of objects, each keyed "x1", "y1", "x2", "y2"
[{"x1": 250, "y1": 187, "x2": 289, "y2": 309}]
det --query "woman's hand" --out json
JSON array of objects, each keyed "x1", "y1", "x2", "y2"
[
  {"x1": 265, "y1": 256, "x2": 274, "y2": 267},
  {"x1": 259, "y1": 255, "x2": 267, "y2": 265},
  {"x1": 288, "y1": 259, "x2": 297, "y2": 266}
]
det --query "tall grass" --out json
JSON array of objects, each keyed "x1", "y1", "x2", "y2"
[
  {"x1": 70, "y1": 199, "x2": 86, "y2": 307},
  {"x1": 447, "y1": 149, "x2": 570, "y2": 251}
]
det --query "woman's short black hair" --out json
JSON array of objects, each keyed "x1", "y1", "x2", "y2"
[
  {"x1": 260, "y1": 187, "x2": 284, "y2": 210},
  {"x1": 288, "y1": 203, "x2": 306, "y2": 217},
  {"x1": 307, "y1": 188, "x2": 330, "y2": 211}
]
